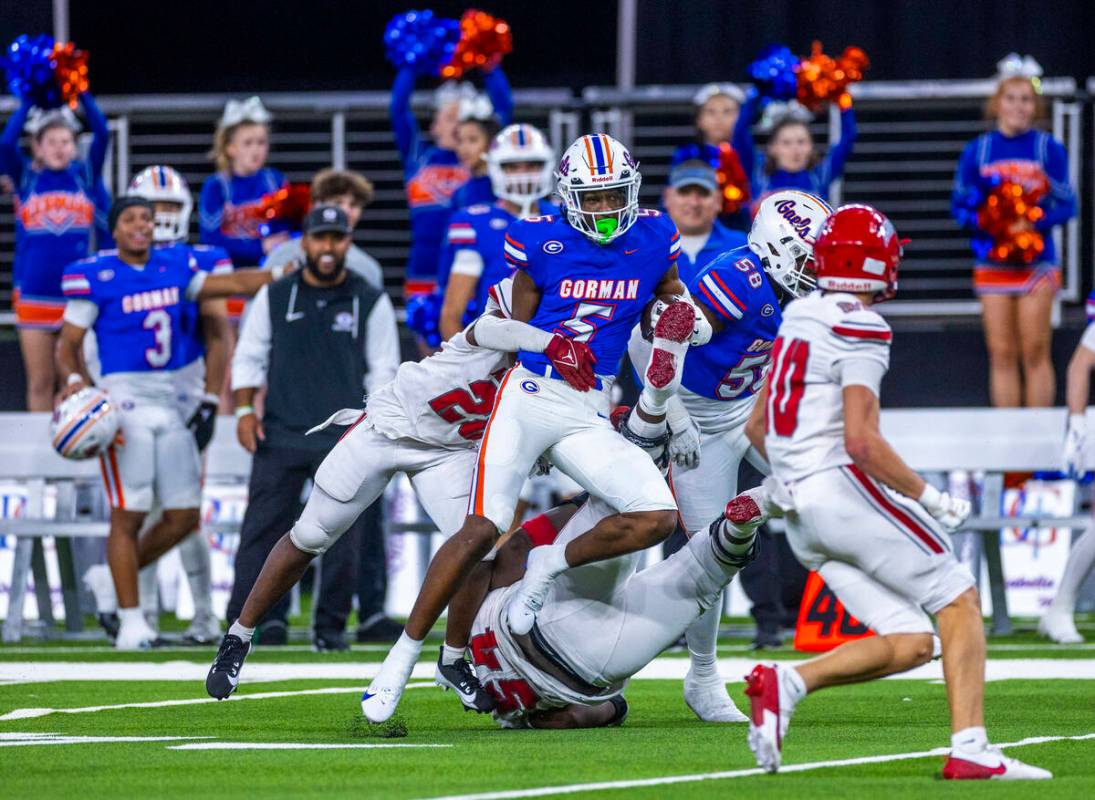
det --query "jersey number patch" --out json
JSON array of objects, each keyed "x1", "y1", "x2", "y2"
[
  {"x1": 143, "y1": 309, "x2": 172, "y2": 368},
  {"x1": 717, "y1": 353, "x2": 770, "y2": 400},
  {"x1": 767, "y1": 336, "x2": 810, "y2": 436},
  {"x1": 555, "y1": 301, "x2": 615, "y2": 343},
  {"x1": 427, "y1": 369, "x2": 506, "y2": 441},
  {"x1": 470, "y1": 628, "x2": 540, "y2": 715}
]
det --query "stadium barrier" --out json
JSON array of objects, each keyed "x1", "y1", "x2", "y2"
[{"x1": 0, "y1": 408, "x2": 1090, "y2": 640}]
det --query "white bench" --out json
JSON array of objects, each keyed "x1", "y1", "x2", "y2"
[{"x1": 1, "y1": 408, "x2": 1090, "y2": 640}]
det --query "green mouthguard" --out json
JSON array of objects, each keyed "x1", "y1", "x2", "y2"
[{"x1": 595, "y1": 217, "x2": 618, "y2": 244}]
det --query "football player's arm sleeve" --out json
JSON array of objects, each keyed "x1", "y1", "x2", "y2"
[
  {"x1": 364, "y1": 294, "x2": 401, "y2": 394},
  {"x1": 1066, "y1": 325, "x2": 1095, "y2": 416},
  {"x1": 80, "y1": 92, "x2": 110, "y2": 180},
  {"x1": 0, "y1": 98, "x2": 30, "y2": 182},
  {"x1": 62, "y1": 298, "x2": 98, "y2": 329},
  {"x1": 231, "y1": 286, "x2": 271, "y2": 391},
  {"x1": 1037, "y1": 137, "x2": 1077, "y2": 231},
  {"x1": 731, "y1": 91, "x2": 760, "y2": 177},
  {"x1": 484, "y1": 66, "x2": 514, "y2": 126},
  {"x1": 390, "y1": 67, "x2": 421, "y2": 168},
  {"x1": 471, "y1": 313, "x2": 553, "y2": 353},
  {"x1": 832, "y1": 356, "x2": 887, "y2": 395}
]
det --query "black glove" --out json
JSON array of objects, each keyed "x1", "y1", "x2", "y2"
[{"x1": 187, "y1": 396, "x2": 219, "y2": 452}]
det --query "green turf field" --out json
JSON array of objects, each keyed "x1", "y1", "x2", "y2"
[{"x1": 1, "y1": 619, "x2": 1093, "y2": 798}]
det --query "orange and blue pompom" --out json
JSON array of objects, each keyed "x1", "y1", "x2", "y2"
[
  {"x1": 748, "y1": 44, "x2": 799, "y2": 103},
  {"x1": 2, "y1": 34, "x2": 63, "y2": 108},
  {"x1": 795, "y1": 41, "x2": 868, "y2": 112},
  {"x1": 406, "y1": 290, "x2": 443, "y2": 346},
  {"x1": 975, "y1": 177, "x2": 1047, "y2": 264},
  {"x1": 384, "y1": 10, "x2": 461, "y2": 75},
  {"x1": 441, "y1": 9, "x2": 512, "y2": 79}
]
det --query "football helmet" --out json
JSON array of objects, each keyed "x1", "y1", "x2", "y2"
[
  {"x1": 747, "y1": 190, "x2": 833, "y2": 297},
  {"x1": 50, "y1": 387, "x2": 119, "y2": 460},
  {"x1": 813, "y1": 204, "x2": 905, "y2": 302},
  {"x1": 127, "y1": 165, "x2": 193, "y2": 243},
  {"x1": 486, "y1": 124, "x2": 555, "y2": 218},
  {"x1": 555, "y1": 133, "x2": 641, "y2": 245}
]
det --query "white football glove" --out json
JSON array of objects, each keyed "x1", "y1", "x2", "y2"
[
  {"x1": 918, "y1": 483, "x2": 971, "y2": 532},
  {"x1": 1063, "y1": 413, "x2": 1087, "y2": 480},
  {"x1": 665, "y1": 398, "x2": 701, "y2": 470}
]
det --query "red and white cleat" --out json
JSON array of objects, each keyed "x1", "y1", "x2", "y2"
[
  {"x1": 942, "y1": 747, "x2": 1052, "y2": 780},
  {"x1": 645, "y1": 301, "x2": 695, "y2": 390},
  {"x1": 744, "y1": 663, "x2": 796, "y2": 773},
  {"x1": 725, "y1": 487, "x2": 769, "y2": 530}
]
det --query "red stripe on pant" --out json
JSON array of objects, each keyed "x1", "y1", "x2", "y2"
[{"x1": 845, "y1": 465, "x2": 944, "y2": 554}]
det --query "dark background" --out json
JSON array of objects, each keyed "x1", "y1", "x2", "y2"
[{"x1": 3, "y1": 1, "x2": 1094, "y2": 95}]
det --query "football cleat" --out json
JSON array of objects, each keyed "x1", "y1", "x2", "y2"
[
  {"x1": 506, "y1": 545, "x2": 565, "y2": 637},
  {"x1": 1037, "y1": 611, "x2": 1084, "y2": 644},
  {"x1": 435, "y1": 647, "x2": 496, "y2": 713},
  {"x1": 206, "y1": 634, "x2": 251, "y2": 699},
  {"x1": 744, "y1": 663, "x2": 798, "y2": 772},
  {"x1": 683, "y1": 668, "x2": 749, "y2": 723},
  {"x1": 724, "y1": 488, "x2": 768, "y2": 529},
  {"x1": 182, "y1": 612, "x2": 222, "y2": 646},
  {"x1": 96, "y1": 612, "x2": 120, "y2": 641},
  {"x1": 362, "y1": 649, "x2": 417, "y2": 723},
  {"x1": 605, "y1": 694, "x2": 629, "y2": 727},
  {"x1": 645, "y1": 300, "x2": 695, "y2": 391},
  {"x1": 312, "y1": 630, "x2": 350, "y2": 652},
  {"x1": 942, "y1": 747, "x2": 1052, "y2": 780},
  {"x1": 115, "y1": 615, "x2": 159, "y2": 651}
]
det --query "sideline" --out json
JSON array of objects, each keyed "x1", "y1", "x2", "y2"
[{"x1": 420, "y1": 733, "x2": 1095, "y2": 799}]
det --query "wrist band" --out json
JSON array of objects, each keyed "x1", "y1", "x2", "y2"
[
  {"x1": 270, "y1": 264, "x2": 286, "y2": 281},
  {"x1": 202, "y1": 392, "x2": 221, "y2": 406},
  {"x1": 66, "y1": 373, "x2": 85, "y2": 386},
  {"x1": 234, "y1": 405, "x2": 255, "y2": 419}
]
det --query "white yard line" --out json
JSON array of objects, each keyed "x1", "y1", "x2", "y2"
[
  {"x1": 169, "y1": 742, "x2": 451, "y2": 750},
  {"x1": 4, "y1": 657, "x2": 1092, "y2": 685},
  {"x1": 421, "y1": 733, "x2": 1095, "y2": 800},
  {"x1": 0, "y1": 682, "x2": 436, "y2": 721},
  {"x1": 0, "y1": 732, "x2": 210, "y2": 748}
]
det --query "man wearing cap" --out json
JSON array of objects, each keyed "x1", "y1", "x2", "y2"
[
  {"x1": 227, "y1": 205, "x2": 400, "y2": 650},
  {"x1": 663, "y1": 160, "x2": 747, "y2": 283}
]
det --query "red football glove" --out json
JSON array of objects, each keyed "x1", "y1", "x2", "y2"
[{"x1": 545, "y1": 334, "x2": 597, "y2": 392}]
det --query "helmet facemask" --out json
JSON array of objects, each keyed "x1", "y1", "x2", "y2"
[
  {"x1": 558, "y1": 180, "x2": 641, "y2": 245},
  {"x1": 489, "y1": 158, "x2": 553, "y2": 218},
  {"x1": 151, "y1": 201, "x2": 189, "y2": 243},
  {"x1": 755, "y1": 234, "x2": 817, "y2": 297}
]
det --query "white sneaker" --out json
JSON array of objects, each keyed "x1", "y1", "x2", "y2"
[
  {"x1": 943, "y1": 746, "x2": 1053, "y2": 780},
  {"x1": 82, "y1": 564, "x2": 117, "y2": 614},
  {"x1": 115, "y1": 616, "x2": 158, "y2": 650},
  {"x1": 361, "y1": 650, "x2": 417, "y2": 723},
  {"x1": 184, "y1": 612, "x2": 223, "y2": 645},
  {"x1": 744, "y1": 663, "x2": 800, "y2": 772},
  {"x1": 683, "y1": 668, "x2": 748, "y2": 723},
  {"x1": 1037, "y1": 611, "x2": 1083, "y2": 644},
  {"x1": 506, "y1": 545, "x2": 565, "y2": 636}
]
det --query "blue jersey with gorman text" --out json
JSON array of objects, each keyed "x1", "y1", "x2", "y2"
[
  {"x1": 506, "y1": 211, "x2": 681, "y2": 378},
  {"x1": 683, "y1": 246, "x2": 782, "y2": 401},
  {"x1": 61, "y1": 247, "x2": 208, "y2": 376}
]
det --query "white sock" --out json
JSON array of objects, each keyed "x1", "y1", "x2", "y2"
[
  {"x1": 638, "y1": 387, "x2": 671, "y2": 418},
  {"x1": 952, "y1": 726, "x2": 988, "y2": 754},
  {"x1": 391, "y1": 631, "x2": 423, "y2": 664},
  {"x1": 1050, "y1": 522, "x2": 1095, "y2": 613},
  {"x1": 782, "y1": 665, "x2": 808, "y2": 704},
  {"x1": 535, "y1": 543, "x2": 571, "y2": 576},
  {"x1": 441, "y1": 644, "x2": 465, "y2": 666},
  {"x1": 118, "y1": 607, "x2": 144, "y2": 626},
  {"x1": 685, "y1": 603, "x2": 722, "y2": 681},
  {"x1": 228, "y1": 621, "x2": 255, "y2": 644},
  {"x1": 714, "y1": 518, "x2": 757, "y2": 555}
]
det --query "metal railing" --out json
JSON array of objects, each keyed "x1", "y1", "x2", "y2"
[{"x1": 0, "y1": 77, "x2": 1087, "y2": 322}]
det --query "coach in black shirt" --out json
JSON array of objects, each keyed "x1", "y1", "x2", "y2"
[{"x1": 227, "y1": 205, "x2": 400, "y2": 649}]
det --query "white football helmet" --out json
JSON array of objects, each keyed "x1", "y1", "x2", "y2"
[
  {"x1": 50, "y1": 387, "x2": 119, "y2": 460},
  {"x1": 555, "y1": 133, "x2": 641, "y2": 245},
  {"x1": 127, "y1": 165, "x2": 193, "y2": 243},
  {"x1": 486, "y1": 124, "x2": 555, "y2": 218},
  {"x1": 748, "y1": 190, "x2": 833, "y2": 297}
]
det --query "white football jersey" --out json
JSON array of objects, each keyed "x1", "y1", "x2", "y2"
[
  {"x1": 764, "y1": 291, "x2": 891, "y2": 483},
  {"x1": 366, "y1": 280, "x2": 512, "y2": 449}
]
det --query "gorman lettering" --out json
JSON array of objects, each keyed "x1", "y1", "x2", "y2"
[
  {"x1": 122, "y1": 286, "x2": 180, "y2": 314},
  {"x1": 559, "y1": 278, "x2": 639, "y2": 300}
]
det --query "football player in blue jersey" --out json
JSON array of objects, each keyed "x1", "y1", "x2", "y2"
[
  {"x1": 629, "y1": 189, "x2": 832, "y2": 722},
  {"x1": 56, "y1": 197, "x2": 290, "y2": 649},
  {"x1": 363, "y1": 133, "x2": 717, "y2": 722},
  {"x1": 438, "y1": 124, "x2": 559, "y2": 340}
]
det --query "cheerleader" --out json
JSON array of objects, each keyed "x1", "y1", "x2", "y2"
[
  {"x1": 448, "y1": 95, "x2": 502, "y2": 210},
  {"x1": 0, "y1": 93, "x2": 110, "y2": 410},
  {"x1": 951, "y1": 55, "x2": 1076, "y2": 407}
]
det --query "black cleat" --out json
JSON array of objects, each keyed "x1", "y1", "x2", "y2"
[
  {"x1": 312, "y1": 630, "x2": 350, "y2": 652},
  {"x1": 206, "y1": 634, "x2": 251, "y2": 699},
  {"x1": 96, "y1": 612, "x2": 120, "y2": 641},
  {"x1": 605, "y1": 694, "x2": 629, "y2": 727},
  {"x1": 355, "y1": 616, "x2": 403, "y2": 643},
  {"x1": 434, "y1": 647, "x2": 495, "y2": 713}
]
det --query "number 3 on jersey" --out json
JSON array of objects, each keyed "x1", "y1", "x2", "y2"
[
  {"x1": 767, "y1": 336, "x2": 810, "y2": 436},
  {"x1": 143, "y1": 309, "x2": 172, "y2": 367}
]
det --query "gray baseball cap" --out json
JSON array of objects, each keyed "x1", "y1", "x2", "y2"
[{"x1": 669, "y1": 162, "x2": 718, "y2": 193}]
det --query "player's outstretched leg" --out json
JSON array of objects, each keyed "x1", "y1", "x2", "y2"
[
  {"x1": 744, "y1": 662, "x2": 806, "y2": 773},
  {"x1": 1038, "y1": 519, "x2": 1095, "y2": 644},
  {"x1": 684, "y1": 489, "x2": 768, "y2": 723}
]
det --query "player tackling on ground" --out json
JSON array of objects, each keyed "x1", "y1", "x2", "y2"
[{"x1": 741, "y1": 204, "x2": 1051, "y2": 780}]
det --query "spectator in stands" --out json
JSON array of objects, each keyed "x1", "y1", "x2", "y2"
[
  {"x1": 227, "y1": 205, "x2": 400, "y2": 649},
  {"x1": 448, "y1": 97, "x2": 503, "y2": 211},
  {"x1": 265, "y1": 168, "x2": 383, "y2": 289},
  {"x1": 662, "y1": 160, "x2": 747, "y2": 283},
  {"x1": 0, "y1": 93, "x2": 111, "y2": 410},
  {"x1": 264, "y1": 168, "x2": 399, "y2": 641},
  {"x1": 951, "y1": 56, "x2": 1076, "y2": 408},
  {"x1": 199, "y1": 97, "x2": 288, "y2": 274},
  {"x1": 732, "y1": 91, "x2": 856, "y2": 205},
  {"x1": 671, "y1": 83, "x2": 751, "y2": 230},
  {"x1": 389, "y1": 68, "x2": 513, "y2": 300}
]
